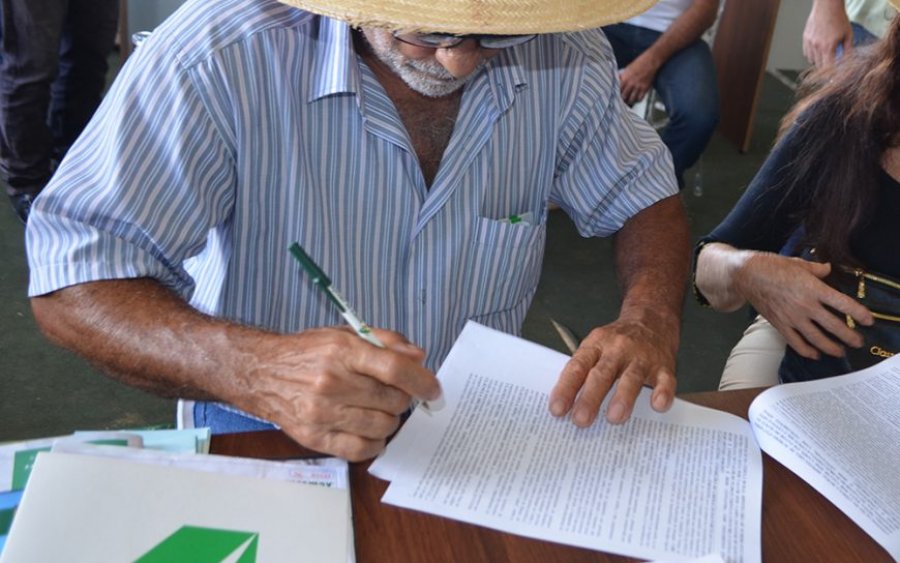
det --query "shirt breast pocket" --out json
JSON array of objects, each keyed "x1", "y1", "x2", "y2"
[{"x1": 465, "y1": 216, "x2": 547, "y2": 317}]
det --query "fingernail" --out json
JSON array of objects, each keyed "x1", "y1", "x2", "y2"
[
  {"x1": 428, "y1": 384, "x2": 443, "y2": 401},
  {"x1": 426, "y1": 392, "x2": 446, "y2": 411},
  {"x1": 607, "y1": 402, "x2": 626, "y2": 423},
  {"x1": 550, "y1": 399, "x2": 566, "y2": 416},
  {"x1": 652, "y1": 393, "x2": 670, "y2": 411},
  {"x1": 573, "y1": 408, "x2": 591, "y2": 426}
]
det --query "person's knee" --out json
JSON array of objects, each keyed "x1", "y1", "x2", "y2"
[
  {"x1": 668, "y1": 93, "x2": 719, "y2": 136},
  {"x1": 718, "y1": 317, "x2": 785, "y2": 390}
]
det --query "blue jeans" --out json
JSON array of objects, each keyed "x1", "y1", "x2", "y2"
[
  {"x1": 193, "y1": 401, "x2": 413, "y2": 434},
  {"x1": 602, "y1": 23, "x2": 720, "y2": 187},
  {"x1": 193, "y1": 402, "x2": 278, "y2": 434},
  {"x1": 836, "y1": 22, "x2": 878, "y2": 58}
]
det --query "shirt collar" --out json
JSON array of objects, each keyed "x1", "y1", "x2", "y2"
[
  {"x1": 309, "y1": 16, "x2": 361, "y2": 102},
  {"x1": 308, "y1": 15, "x2": 529, "y2": 109}
]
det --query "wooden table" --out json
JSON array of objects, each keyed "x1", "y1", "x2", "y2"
[{"x1": 210, "y1": 389, "x2": 891, "y2": 562}]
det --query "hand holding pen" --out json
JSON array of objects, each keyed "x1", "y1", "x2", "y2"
[{"x1": 223, "y1": 243, "x2": 441, "y2": 461}]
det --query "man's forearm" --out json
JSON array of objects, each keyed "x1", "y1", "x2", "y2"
[
  {"x1": 31, "y1": 278, "x2": 259, "y2": 403},
  {"x1": 31, "y1": 278, "x2": 442, "y2": 460},
  {"x1": 613, "y1": 195, "x2": 690, "y2": 349},
  {"x1": 546, "y1": 194, "x2": 688, "y2": 426},
  {"x1": 639, "y1": 0, "x2": 719, "y2": 68}
]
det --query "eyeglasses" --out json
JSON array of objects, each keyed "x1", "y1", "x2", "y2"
[{"x1": 392, "y1": 32, "x2": 536, "y2": 50}]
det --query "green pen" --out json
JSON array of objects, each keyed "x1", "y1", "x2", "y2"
[
  {"x1": 289, "y1": 242, "x2": 433, "y2": 411},
  {"x1": 289, "y1": 243, "x2": 385, "y2": 348}
]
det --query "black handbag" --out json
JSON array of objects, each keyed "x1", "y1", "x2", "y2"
[{"x1": 779, "y1": 265, "x2": 900, "y2": 383}]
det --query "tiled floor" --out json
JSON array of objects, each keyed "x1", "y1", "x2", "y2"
[{"x1": 0, "y1": 73, "x2": 795, "y2": 441}]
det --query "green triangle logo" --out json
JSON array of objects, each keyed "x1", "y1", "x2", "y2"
[{"x1": 135, "y1": 525, "x2": 258, "y2": 562}]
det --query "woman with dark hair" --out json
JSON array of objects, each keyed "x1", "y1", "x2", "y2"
[{"x1": 694, "y1": 9, "x2": 900, "y2": 388}]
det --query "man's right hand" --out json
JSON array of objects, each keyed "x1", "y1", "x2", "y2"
[
  {"x1": 238, "y1": 327, "x2": 441, "y2": 461},
  {"x1": 803, "y1": 0, "x2": 854, "y2": 68},
  {"x1": 31, "y1": 280, "x2": 442, "y2": 463}
]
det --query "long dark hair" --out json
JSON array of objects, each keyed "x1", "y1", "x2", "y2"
[{"x1": 777, "y1": 14, "x2": 900, "y2": 265}]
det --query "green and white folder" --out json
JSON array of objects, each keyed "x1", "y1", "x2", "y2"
[{"x1": 0, "y1": 452, "x2": 349, "y2": 562}]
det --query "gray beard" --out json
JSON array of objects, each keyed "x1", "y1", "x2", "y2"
[{"x1": 369, "y1": 39, "x2": 486, "y2": 98}]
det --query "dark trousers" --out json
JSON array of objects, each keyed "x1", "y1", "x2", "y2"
[
  {"x1": 603, "y1": 23, "x2": 720, "y2": 187},
  {"x1": 0, "y1": 0, "x2": 119, "y2": 196}
]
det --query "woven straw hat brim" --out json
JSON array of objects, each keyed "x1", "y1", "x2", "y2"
[{"x1": 277, "y1": 0, "x2": 660, "y2": 34}]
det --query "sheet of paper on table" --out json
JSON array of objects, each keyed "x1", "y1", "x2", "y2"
[
  {"x1": 748, "y1": 354, "x2": 900, "y2": 559},
  {"x1": 370, "y1": 321, "x2": 762, "y2": 563}
]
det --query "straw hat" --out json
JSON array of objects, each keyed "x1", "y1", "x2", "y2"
[{"x1": 276, "y1": 0, "x2": 660, "y2": 35}]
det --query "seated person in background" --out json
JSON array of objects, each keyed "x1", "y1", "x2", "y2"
[
  {"x1": 693, "y1": 9, "x2": 900, "y2": 389},
  {"x1": 804, "y1": 0, "x2": 897, "y2": 68},
  {"x1": 25, "y1": 0, "x2": 690, "y2": 460},
  {"x1": 602, "y1": 0, "x2": 720, "y2": 188}
]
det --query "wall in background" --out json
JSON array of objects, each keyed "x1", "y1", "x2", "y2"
[
  {"x1": 127, "y1": 0, "x2": 186, "y2": 35},
  {"x1": 767, "y1": 0, "x2": 813, "y2": 72}
]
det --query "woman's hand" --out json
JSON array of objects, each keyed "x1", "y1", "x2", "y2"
[{"x1": 734, "y1": 253, "x2": 874, "y2": 359}]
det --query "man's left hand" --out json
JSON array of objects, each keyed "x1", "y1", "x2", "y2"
[{"x1": 548, "y1": 313, "x2": 677, "y2": 427}]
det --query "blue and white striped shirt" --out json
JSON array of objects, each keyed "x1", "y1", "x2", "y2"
[{"x1": 27, "y1": 0, "x2": 676, "y2": 374}]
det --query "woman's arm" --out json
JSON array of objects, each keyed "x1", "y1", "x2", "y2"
[
  {"x1": 697, "y1": 242, "x2": 874, "y2": 359},
  {"x1": 695, "y1": 124, "x2": 877, "y2": 358}
]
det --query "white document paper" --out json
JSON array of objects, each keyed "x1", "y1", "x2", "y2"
[
  {"x1": 748, "y1": 355, "x2": 900, "y2": 558},
  {"x1": 370, "y1": 322, "x2": 762, "y2": 563}
]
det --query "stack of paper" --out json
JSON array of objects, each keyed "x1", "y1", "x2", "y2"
[
  {"x1": 0, "y1": 428, "x2": 211, "y2": 492},
  {"x1": 0, "y1": 427, "x2": 211, "y2": 554},
  {"x1": 1, "y1": 452, "x2": 349, "y2": 562},
  {"x1": 0, "y1": 428, "x2": 354, "y2": 562},
  {"x1": 371, "y1": 322, "x2": 763, "y2": 563}
]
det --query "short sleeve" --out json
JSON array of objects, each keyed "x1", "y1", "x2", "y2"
[
  {"x1": 26, "y1": 39, "x2": 236, "y2": 301},
  {"x1": 551, "y1": 31, "x2": 678, "y2": 238}
]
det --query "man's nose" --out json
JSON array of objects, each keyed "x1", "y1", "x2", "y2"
[{"x1": 434, "y1": 41, "x2": 483, "y2": 79}]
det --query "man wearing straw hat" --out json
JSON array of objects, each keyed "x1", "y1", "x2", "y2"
[{"x1": 26, "y1": 0, "x2": 689, "y2": 460}]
